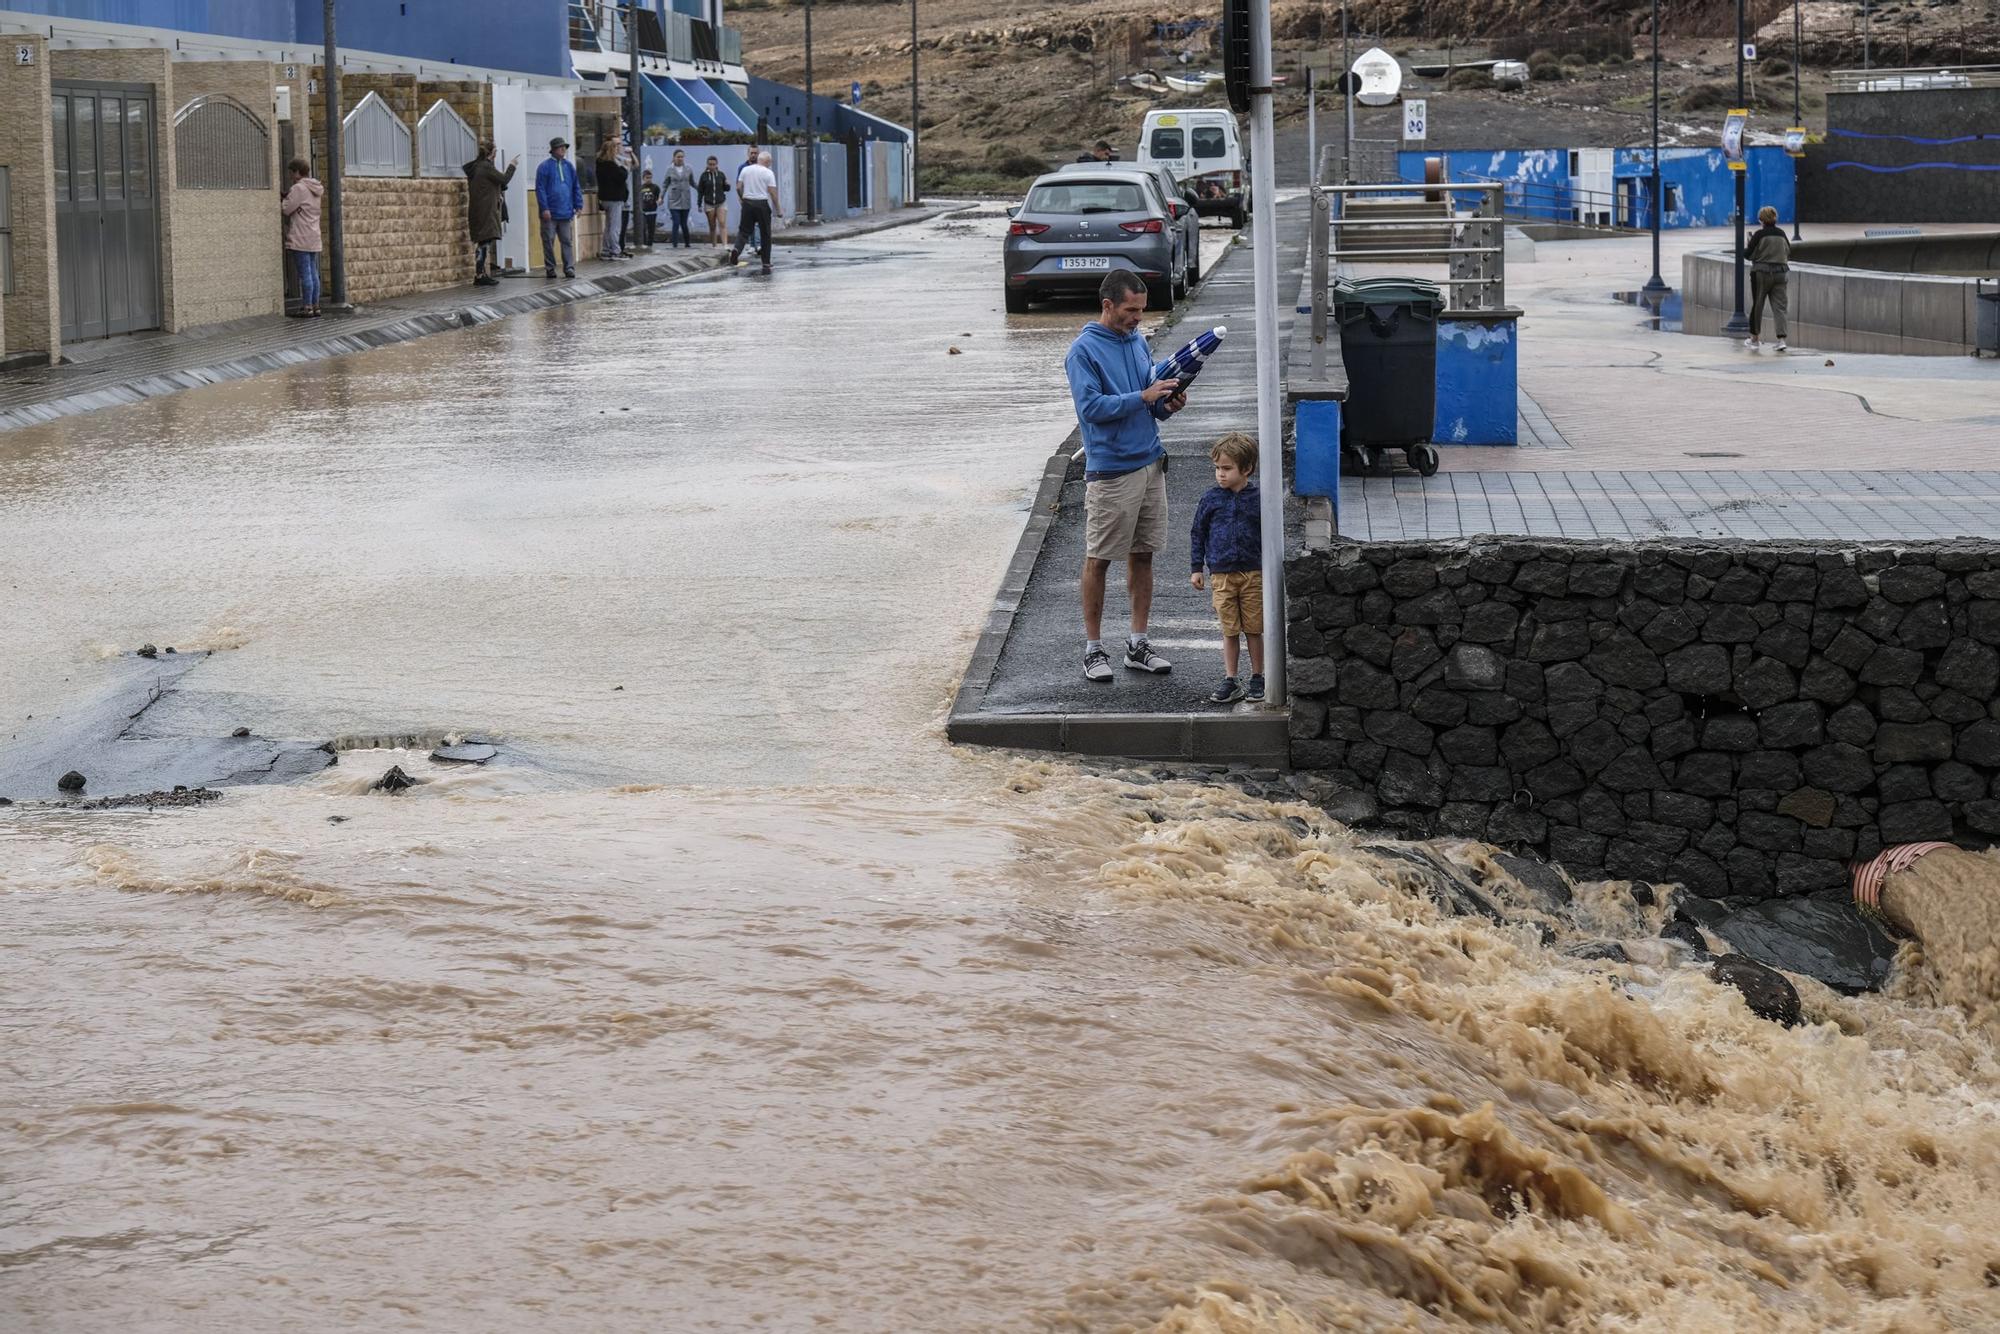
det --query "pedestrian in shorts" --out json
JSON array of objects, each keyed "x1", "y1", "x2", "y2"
[
  {"x1": 1064, "y1": 269, "x2": 1188, "y2": 682},
  {"x1": 1188, "y1": 432, "x2": 1265, "y2": 703}
]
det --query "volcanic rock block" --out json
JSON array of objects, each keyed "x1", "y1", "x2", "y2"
[{"x1": 1710, "y1": 954, "x2": 1803, "y2": 1027}]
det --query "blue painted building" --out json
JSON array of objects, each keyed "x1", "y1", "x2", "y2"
[
  {"x1": 1397, "y1": 145, "x2": 1798, "y2": 229},
  {"x1": 1, "y1": 0, "x2": 571, "y2": 75}
]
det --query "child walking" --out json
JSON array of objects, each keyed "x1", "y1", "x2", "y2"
[{"x1": 1189, "y1": 432, "x2": 1265, "y2": 704}]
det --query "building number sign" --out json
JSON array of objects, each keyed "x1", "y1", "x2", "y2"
[
  {"x1": 283, "y1": 64, "x2": 299, "y2": 79},
  {"x1": 15, "y1": 44, "x2": 35, "y2": 66}
]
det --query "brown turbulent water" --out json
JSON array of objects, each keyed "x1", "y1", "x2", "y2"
[{"x1": 4, "y1": 218, "x2": 2000, "y2": 1331}]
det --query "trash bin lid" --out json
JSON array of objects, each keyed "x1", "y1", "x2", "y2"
[{"x1": 1332, "y1": 275, "x2": 1445, "y2": 309}]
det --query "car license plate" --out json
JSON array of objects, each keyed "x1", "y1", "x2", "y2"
[{"x1": 1059, "y1": 257, "x2": 1111, "y2": 271}]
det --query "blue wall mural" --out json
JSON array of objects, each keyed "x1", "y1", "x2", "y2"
[{"x1": 1397, "y1": 145, "x2": 1798, "y2": 229}]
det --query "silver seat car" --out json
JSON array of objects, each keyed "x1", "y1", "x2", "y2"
[
  {"x1": 1054, "y1": 161, "x2": 1204, "y2": 294},
  {"x1": 1003, "y1": 171, "x2": 1183, "y2": 314}
]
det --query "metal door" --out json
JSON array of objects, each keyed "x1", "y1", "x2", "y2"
[{"x1": 54, "y1": 84, "x2": 161, "y2": 343}]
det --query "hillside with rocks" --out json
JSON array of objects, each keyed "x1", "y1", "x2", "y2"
[{"x1": 729, "y1": 0, "x2": 2000, "y2": 192}]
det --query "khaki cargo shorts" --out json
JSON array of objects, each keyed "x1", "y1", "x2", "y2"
[
  {"x1": 1084, "y1": 458, "x2": 1168, "y2": 561},
  {"x1": 1210, "y1": 570, "x2": 1264, "y2": 637}
]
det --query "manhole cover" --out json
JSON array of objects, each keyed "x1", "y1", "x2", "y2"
[{"x1": 1686, "y1": 451, "x2": 1745, "y2": 458}]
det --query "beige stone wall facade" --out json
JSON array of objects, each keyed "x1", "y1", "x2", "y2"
[
  {"x1": 169, "y1": 61, "x2": 283, "y2": 330},
  {"x1": 0, "y1": 35, "x2": 56, "y2": 362},
  {"x1": 341, "y1": 176, "x2": 471, "y2": 303}
]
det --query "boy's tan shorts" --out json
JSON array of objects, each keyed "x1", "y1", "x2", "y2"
[
  {"x1": 1085, "y1": 459, "x2": 1168, "y2": 560},
  {"x1": 1210, "y1": 570, "x2": 1264, "y2": 637}
]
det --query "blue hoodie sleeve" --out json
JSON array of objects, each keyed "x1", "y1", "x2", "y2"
[
  {"x1": 1188, "y1": 490, "x2": 1217, "y2": 573},
  {"x1": 535, "y1": 159, "x2": 552, "y2": 207},
  {"x1": 1066, "y1": 343, "x2": 1145, "y2": 426}
]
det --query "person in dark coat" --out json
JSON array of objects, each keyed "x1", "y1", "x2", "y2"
[{"x1": 464, "y1": 141, "x2": 519, "y2": 287}]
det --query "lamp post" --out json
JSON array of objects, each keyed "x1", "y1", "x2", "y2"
[
  {"x1": 1800, "y1": 0, "x2": 1816, "y2": 241},
  {"x1": 1642, "y1": 0, "x2": 1667, "y2": 294},
  {"x1": 910, "y1": 0, "x2": 920, "y2": 204},
  {"x1": 628, "y1": 1, "x2": 644, "y2": 252},
  {"x1": 1863, "y1": 0, "x2": 1872, "y2": 70},
  {"x1": 321, "y1": 0, "x2": 346, "y2": 307},
  {"x1": 1723, "y1": 0, "x2": 1750, "y2": 335},
  {"x1": 804, "y1": 0, "x2": 816, "y2": 222},
  {"x1": 1341, "y1": 0, "x2": 1353, "y2": 182}
]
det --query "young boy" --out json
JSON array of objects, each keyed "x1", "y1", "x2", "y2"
[{"x1": 1189, "y1": 432, "x2": 1265, "y2": 703}]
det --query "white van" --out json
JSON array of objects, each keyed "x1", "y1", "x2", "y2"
[{"x1": 1137, "y1": 109, "x2": 1251, "y2": 227}]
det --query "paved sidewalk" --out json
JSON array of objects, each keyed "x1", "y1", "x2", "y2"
[
  {"x1": 948, "y1": 201, "x2": 1306, "y2": 763},
  {"x1": 0, "y1": 203, "x2": 960, "y2": 434},
  {"x1": 1339, "y1": 224, "x2": 2000, "y2": 541}
]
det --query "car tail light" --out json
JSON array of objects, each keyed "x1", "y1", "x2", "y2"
[
  {"x1": 1008, "y1": 220, "x2": 1049, "y2": 236},
  {"x1": 1231, "y1": 171, "x2": 1242, "y2": 190},
  {"x1": 1120, "y1": 219, "x2": 1164, "y2": 234}
]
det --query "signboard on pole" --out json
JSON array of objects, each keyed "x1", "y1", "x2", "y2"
[
  {"x1": 1402, "y1": 98, "x2": 1428, "y2": 142},
  {"x1": 850, "y1": 80, "x2": 862, "y2": 106},
  {"x1": 1784, "y1": 126, "x2": 1807, "y2": 157},
  {"x1": 1722, "y1": 108, "x2": 1749, "y2": 170}
]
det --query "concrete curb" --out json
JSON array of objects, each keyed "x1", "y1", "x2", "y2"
[
  {"x1": 774, "y1": 202, "x2": 971, "y2": 246},
  {"x1": 0, "y1": 253, "x2": 726, "y2": 434}
]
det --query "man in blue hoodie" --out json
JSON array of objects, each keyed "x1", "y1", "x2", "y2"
[
  {"x1": 1065, "y1": 269, "x2": 1187, "y2": 683},
  {"x1": 534, "y1": 136, "x2": 584, "y2": 279}
]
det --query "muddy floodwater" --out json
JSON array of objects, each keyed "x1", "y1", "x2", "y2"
[{"x1": 4, "y1": 218, "x2": 2000, "y2": 1331}]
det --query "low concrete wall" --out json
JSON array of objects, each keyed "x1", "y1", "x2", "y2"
[
  {"x1": 1287, "y1": 538, "x2": 2000, "y2": 898},
  {"x1": 1681, "y1": 249, "x2": 1990, "y2": 355},
  {"x1": 342, "y1": 176, "x2": 473, "y2": 304}
]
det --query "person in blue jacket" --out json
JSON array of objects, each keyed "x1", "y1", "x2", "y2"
[
  {"x1": 534, "y1": 136, "x2": 584, "y2": 279},
  {"x1": 1064, "y1": 269, "x2": 1187, "y2": 684}
]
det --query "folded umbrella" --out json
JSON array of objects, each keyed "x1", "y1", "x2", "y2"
[{"x1": 1154, "y1": 326, "x2": 1227, "y2": 390}]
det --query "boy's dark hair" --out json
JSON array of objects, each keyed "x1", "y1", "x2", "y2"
[
  {"x1": 1099, "y1": 269, "x2": 1148, "y2": 305},
  {"x1": 287, "y1": 157, "x2": 311, "y2": 177},
  {"x1": 1210, "y1": 432, "x2": 1257, "y2": 473}
]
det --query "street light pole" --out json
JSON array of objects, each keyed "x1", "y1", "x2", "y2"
[
  {"x1": 321, "y1": 0, "x2": 347, "y2": 307},
  {"x1": 628, "y1": 1, "x2": 645, "y2": 251},
  {"x1": 1863, "y1": 0, "x2": 1872, "y2": 70},
  {"x1": 1341, "y1": 0, "x2": 1353, "y2": 182},
  {"x1": 1724, "y1": 0, "x2": 1750, "y2": 335},
  {"x1": 1643, "y1": 0, "x2": 1666, "y2": 294},
  {"x1": 1248, "y1": 0, "x2": 1286, "y2": 706},
  {"x1": 804, "y1": 0, "x2": 816, "y2": 222},
  {"x1": 1800, "y1": 0, "x2": 1816, "y2": 241},
  {"x1": 910, "y1": 0, "x2": 919, "y2": 204},
  {"x1": 1305, "y1": 64, "x2": 1316, "y2": 186}
]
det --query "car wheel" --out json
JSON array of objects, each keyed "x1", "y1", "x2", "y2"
[
  {"x1": 1172, "y1": 266, "x2": 1188, "y2": 301},
  {"x1": 1004, "y1": 286, "x2": 1030, "y2": 314},
  {"x1": 1186, "y1": 248, "x2": 1201, "y2": 287},
  {"x1": 1145, "y1": 279, "x2": 1173, "y2": 312},
  {"x1": 1230, "y1": 206, "x2": 1247, "y2": 229}
]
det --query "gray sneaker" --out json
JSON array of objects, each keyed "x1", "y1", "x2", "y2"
[
  {"x1": 1083, "y1": 648, "x2": 1114, "y2": 683},
  {"x1": 1125, "y1": 638, "x2": 1171, "y2": 674}
]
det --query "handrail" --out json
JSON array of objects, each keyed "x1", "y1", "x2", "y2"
[
  {"x1": 1829, "y1": 64, "x2": 2000, "y2": 93},
  {"x1": 1313, "y1": 181, "x2": 1507, "y2": 312}
]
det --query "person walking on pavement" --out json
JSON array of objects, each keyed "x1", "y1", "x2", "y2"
[
  {"x1": 1065, "y1": 269, "x2": 1187, "y2": 682},
  {"x1": 1743, "y1": 205, "x2": 1792, "y2": 352},
  {"x1": 662, "y1": 148, "x2": 695, "y2": 250},
  {"x1": 464, "y1": 141, "x2": 518, "y2": 288},
  {"x1": 730, "y1": 150, "x2": 782, "y2": 274},
  {"x1": 280, "y1": 158, "x2": 324, "y2": 318},
  {"x1": 735, "y1": 146, "x2": 767, "y2": 256},
  {"x1": 596, "y1": 140, "x2": 631, "y2": 261},
  {"x1": 698, "y1": 154, "x2": 731, "y2": 246},
  {"x1": 535, "y1": 137, "x2": 582, "y2": 279}
]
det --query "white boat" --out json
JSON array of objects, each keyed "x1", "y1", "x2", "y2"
[
  {"x1": 1351, "y1": 46, "x2": 1403, "y2": 106},
  {"x1": 1164, "y1": 73, "x2": 1213, "y2": 94},
  {"x1": 1490, "y1": 60, "x2": 1530, "y2": 90}
]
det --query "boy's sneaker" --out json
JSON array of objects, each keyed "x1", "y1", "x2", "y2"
[
  {"x1": 1209, "y1": 677, "x2": 1245, "y2": 704},
  {"x1": 1246, "y1": 674, "x2": 1266, "y2": 702},
  {"x1": 1125, "y1": 638, "x2": 1171, "y2": 674},
  {"x1": 1083, "y1": 648, "x2": 1114, "y2": 683},
  {"x1": 1775, "y1": 340, "x2": 1788, "y2": 352},
  {"x1": 1743, "y1": 337, "x2": 1761, "y2": 349}
]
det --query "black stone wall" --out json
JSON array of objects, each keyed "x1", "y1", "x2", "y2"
[
  {"x1": 1286, "y1": 540, "x2": 2000, "y2": 898},
  {"x1": 1800, "y1": 88, "x2": 2000, "y2": 224}
]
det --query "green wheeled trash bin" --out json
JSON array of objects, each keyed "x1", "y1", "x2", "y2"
[{"x1": 1334, "y1": 275, "x2": 1445, "y2": 476}]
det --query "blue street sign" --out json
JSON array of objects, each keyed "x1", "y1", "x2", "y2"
[{"x1": 850, "y1": 81, "x2": 862, "y2": 106}]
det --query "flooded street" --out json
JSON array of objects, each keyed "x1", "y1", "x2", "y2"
[{"x1": 5, "y1": 216, "x2": 2000, "y2": 1332}]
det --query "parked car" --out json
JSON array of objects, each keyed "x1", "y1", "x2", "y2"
[
  {"x1": 1003, "y1": 171, "x2": 1184, "y2": 314},
  {"x1": 1137, "y1": 108, "x2": 1250, "y2": 228},
  {"x1": 1054, "y1": 161, "x2": 1203, "y2": 291}
]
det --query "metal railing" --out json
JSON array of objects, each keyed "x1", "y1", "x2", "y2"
[
  {"x1": 174, "y1": 93, "x2": 271, "y2": 191},
  {"x1": 1455, "y1": 173, "x2": 1636, "y2": 230},
  {"x1": 1308, "y1": 180, "x2": 1509, "y2": 330},
  {"x1": 1317, "y1": 137, "x2": 1401, "y2": 186},
  {"x1": 1830, "y1": 64, "x2": 2000, "y2": 93}
]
